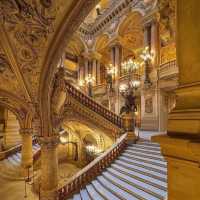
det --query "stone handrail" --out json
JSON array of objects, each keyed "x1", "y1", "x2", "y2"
[
  {"x1": 57, "y1": 133, "x2": 127, "y2": 199},
  {"x1": 65, "y1": 81, "x2": 122, "y2": 128},
  {"x1": 159, "y1": 60, "x2": 178, "y2": 79}
]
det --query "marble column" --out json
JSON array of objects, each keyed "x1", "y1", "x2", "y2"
[
  {"x1": 152, "y1": 1, "x2": 200, "y2": 199},
  {"x1": 20, "y1": 128, "x2": 33, "y2": 169},
  {"x1": 110, "y1": 43, "x2": 122, "y2": 114},
  {"x1": 92, "y1": 59, "x2": 97, "y2": 86},
  {"x1": 151, "y1": 18, "x2": 160, "y2": 67},
  {"x1": 78, "y1": 56, "x2": 85, "y2": 82},
  {"x1": 40, "y1": 136, "x2": 59, "y2": 200},
  {"x1": 96, "y1": 60, "x2": 101, "y2": 85}
]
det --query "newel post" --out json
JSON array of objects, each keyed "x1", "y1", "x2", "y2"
[{"x1": 122, "y1": 112, "x2": 137, "y2": 144}]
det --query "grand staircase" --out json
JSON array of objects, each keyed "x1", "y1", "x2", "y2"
[
  {"x1": 69, "y1": 141, "x2": 167, "y2": 200},
  {"x1": 0, "y1": 143, "x2": 40, "y2": 181}
]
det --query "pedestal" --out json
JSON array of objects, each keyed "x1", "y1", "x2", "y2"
[
  {"x1": 40, "y1": 136, "x2": 59, "y2": 200},
  {"x1": 122, "y1": 112, "x2": 137, "y2": 144}
]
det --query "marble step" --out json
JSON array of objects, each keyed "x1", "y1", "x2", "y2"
[
  {"x1": 126, "y1": 146, "x2": 162, "y2": 156},
  {"x1": 114, "y1": 160, "x2": 167, "y2": 182},
  {"x1": 86, "y1": 184, "x2": 104, "y2": 200},
  {"x1": 102, "y1": 171, "x2": 160, "y2": 200},
  {"x1": 111, "y1": 164, "x2": 167, "y2": 189},
  {"x1": 119, "y1": 156, "x2": 167, "y2": 175},
  {"x1": 107, "y1": 167, "x2": 166, "y2": 198},
  {"x1": 92, "y1": 180, "x2": 120, "y2": 200},
  {"x1": 127, "y1": 145, "x2": 162, "y2": 155},
  {"x1": 124, "y1": 149, "x2": 165, "y2": 161},
  {"x1": 80, "y1": 189, "x2": 92, "y2": 200},
  {"x1": 7, "y1": 156, "x2": 20, "y2": 166},
  {"x1": 122, "y1": 153, "x2": 167, "y2": 168},
  {"x1": 97, "y1": 175, "x2": 139, "y2": 200},
  {"x1": 132, "y1": 144, "x2": 161, "y2": 152},
  {"x1": 137, "y1": 141, "x2": 161, "y2": 147}
]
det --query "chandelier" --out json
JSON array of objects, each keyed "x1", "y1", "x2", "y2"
[{"x1": 121, "y1": 58, "x2": 139, "y2": 75}]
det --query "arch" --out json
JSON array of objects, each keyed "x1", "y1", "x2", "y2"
[
  {"x1": 0, "y1": 89, "x2": 33, "y2": 129},
  {"x1": 65, "y1": 34, "x2": 87, "y2": 56},
  {"x1": 94, "y1": 34, "x2": 110, "y2": 52},
  {"x1": 38, "y1": 0, "x2": 98, "y2": 137},
  {"x1": 63, "y1": 119, "x2": 113, "y2": 149},
  {"x1": 118, "y1": 11, "x2": 144, "y2": 53}
]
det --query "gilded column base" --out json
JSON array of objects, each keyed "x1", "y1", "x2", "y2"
[
  {"x1": 168, "y1": 84, "x2": 200, "y2": 136},
  {"x1": 168, "y1": 109, "x2": 200, "y2": 136},
  {"x1": 122, "y1": 112, "x2": 137, "y2": 143},
  {"x1": 126, "y1": 131, "x2": 137, "y2": 144},
  {"x1": 152, "y1": 134, "x2": 200, "y2": 200}
]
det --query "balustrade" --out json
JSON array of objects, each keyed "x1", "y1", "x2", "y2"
[
  {"x1": 57, "y1": 133, "x2": 127, "y2": 199},
  {"x1": 65, "y1": 81, "x2": 122, "y2": 127},
  {"x1": 159, "y1": 60, "x2": 178, "y2": 79}
]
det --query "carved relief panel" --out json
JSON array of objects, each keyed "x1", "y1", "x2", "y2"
[{"x1": 145, "y1": 97, "x2": 153, "y2": 113}]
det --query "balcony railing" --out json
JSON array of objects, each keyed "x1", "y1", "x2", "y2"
[
  {"x1": 65, "y1": 81, "x2": 122, "y2": 128},
  {"x1": 58, "y1": 133, "x2": 127, "y2": 199},
  {"x1": 159, "y1": 60, "x2": 178, "y2": 79}
]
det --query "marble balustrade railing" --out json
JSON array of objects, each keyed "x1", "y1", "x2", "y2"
[
  {"x1": 159, "y1": 60, "x2": 178, "y2": 79},
  {"x1": 57, "y1": 133, "x2": 127, "y2": 199}
]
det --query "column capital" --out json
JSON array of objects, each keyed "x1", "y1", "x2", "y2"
[
  {"x1": 82, "y1": 51, "x2": 102, "y2": 61},
  {"x1": 142, "y1": 12, "x2": 159, "y2": 28},
  {"x1": 20, "y1": 128, "x2": 33, "y2": 135},
  {"x1": 38, "y1": 136, "x2": 60, "y2": 149},
  {"x1": 108, "y1": 37, "x2": 122, "y2": 49}
]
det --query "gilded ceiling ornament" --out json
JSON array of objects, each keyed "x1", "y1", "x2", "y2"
[
  {"x1": 0, "y1": 0, "x2": 57, "y2": 97},
  {"x1": 0, "y1": 53, "x2": 10, "y2": 73}
]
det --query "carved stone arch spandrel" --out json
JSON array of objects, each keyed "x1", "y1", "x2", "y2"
[
  {"x1": 39, "y1": 0, "x2": 100, "y2": 137},
  {"x1": 0, "y1": 89, "x2": 33, "y2": 129}
]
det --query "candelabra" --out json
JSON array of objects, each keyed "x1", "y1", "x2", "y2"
[
  {"x1": 140, "y1": 46, "x2": 154, "y2": 87},
  {"x1": 106, "y1": 63, "x2": 117, "y2": 92},
  {"x1": 78, "y1": 74, "x2": 95, "y2": 97}
]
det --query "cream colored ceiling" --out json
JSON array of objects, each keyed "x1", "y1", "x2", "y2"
[
  {"x1": 84, "y1": 0, "x2": 110, "y2": 25},
  {"x1": 65, "y1": 34, "x2": 86, "y2": 56},
  {"x1": 119, "y1": 12, "x2": 144, "y2": 55}
]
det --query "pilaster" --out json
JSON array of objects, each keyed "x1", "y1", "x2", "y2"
[
  {"x1": 39, "y1": 136, "x2": 59, "y2": 200},
  {"x1": 20, "y1": 128, "x2": 33, "y2": 169}
]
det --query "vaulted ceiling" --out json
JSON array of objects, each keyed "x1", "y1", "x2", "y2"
[{"x1": 0, "y1": 0, "x2": 99, "y2": 135}]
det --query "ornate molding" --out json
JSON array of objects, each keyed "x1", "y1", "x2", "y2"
[
  {"x1": 38, "y1": 135, "x2": 60, "y2": 149},
  {"x1": 20, "y1": 128, "x2": 33, "y2": 135},
  {"x1": 64, "y1": 94, "x2": 121, "y2": 139}
]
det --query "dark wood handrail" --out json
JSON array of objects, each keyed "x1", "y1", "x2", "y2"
[
  {"x1": 57, "y1": 133, "x2": 127, "y2": 199},
  {"x1": 65, "y1": 81, "x2": 122, "y2": 128}
]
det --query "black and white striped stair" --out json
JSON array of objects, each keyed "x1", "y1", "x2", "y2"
[{"x1": 69, "y1": 141, "x2": 167, "y2": 200}]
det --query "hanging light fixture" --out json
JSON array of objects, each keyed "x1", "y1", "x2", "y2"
[{"x1": 121, "y1": 58, "x2": 139, "y2": 74}]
